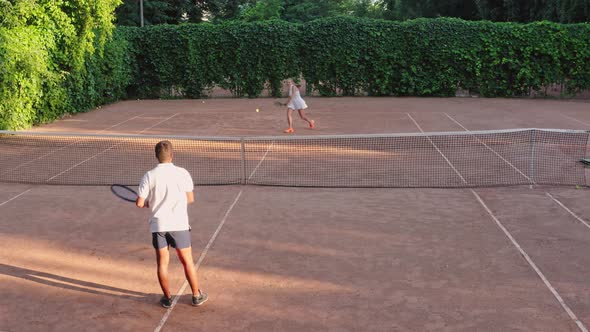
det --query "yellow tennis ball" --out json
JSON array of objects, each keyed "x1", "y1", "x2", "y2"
[{"x1": 256, "y1": 108, "x2": 260, "y2": 112}]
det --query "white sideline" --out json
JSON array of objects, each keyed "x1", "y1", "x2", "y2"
[
  {"x1": 406, "y1": 113, "x2": 468, "y2": 184},
  {"x1": 0, "y1": 189, "x2": 32, "y2": 208},
  {"x1": 0, "y1": 115, "x2": 144, "y2": 177},
  {"x1": 546, "y1": 192, "x2": 590, "y2": 230},
  {"x1": 154, "y1": 189, "x2": 244, "y2": 332},
  {"x1": 444, "y1": 113, "x2": 533, "y2": 183},
  {"x1": 248, "y1": 141, "x2": 275, "y2": 180},
  {"x1": 46, "y1": 114, "x2": 179, "y2": 182},
  {"x1": 409, "y1": 113, "x2": 587, "y2": 332},
  {"x1": 472, "y1": 191, "x2": 588, "y2": 332},
  {"x1": 445, "y1": 112, "x2": 590, "y2": 231},
  {"x1": 561, "y1": 114, "x2": 590, "y2": 127}
]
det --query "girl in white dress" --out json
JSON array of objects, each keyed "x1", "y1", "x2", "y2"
[{"x1": 284, "y1": 80, "x2": 315, "y2": 133}]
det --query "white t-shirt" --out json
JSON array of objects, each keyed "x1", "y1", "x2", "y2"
[{"x1": 138, "y1": 163, "x2": 194, "y2": 233}]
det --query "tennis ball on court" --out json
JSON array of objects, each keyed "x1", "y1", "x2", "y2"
[
  {"x1": 576, "y1": 185, "x2": 581, "y2": 189},
  {"x1": 256, "y1": 108, "x2": 260, "y2": 112}
]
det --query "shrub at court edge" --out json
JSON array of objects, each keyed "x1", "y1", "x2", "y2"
[
  {"x1": 122, "y1": 17, "x2": 590, "y2": 99},
  {"x1": 0, "y1": 26, "x2": 54, "y2": 130},
  {"x1": 0, "y1": 0, "x2": 123, "y2": 130}
]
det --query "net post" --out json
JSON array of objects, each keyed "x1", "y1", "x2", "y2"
[
  {"x1": 584, "y1": 131, "x2": 590, "y2": 187},
  {"x1": 240, "y1": 138, "x2": 246, "y2": 185},
  {"x1": 530, "y1": 129, "x2": 536, "y2": 184}
]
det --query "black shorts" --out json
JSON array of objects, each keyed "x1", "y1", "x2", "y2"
[{"x1": 152, "y1": 230, "x2": 191, "y2": 249}]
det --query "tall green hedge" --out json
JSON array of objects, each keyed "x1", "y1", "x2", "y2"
[
  {"x1": 125, "y1": 17, "x2": 590, "y2": 99},
  {"x1": 302, "y1": 17, "x2": 590, "y2": 97},
  {"x1": 2, "y1": 15, "x2": 590, "y2": 130},
  {"x1": 122, "y1": 21, "x2": 301, "y2": 99}
]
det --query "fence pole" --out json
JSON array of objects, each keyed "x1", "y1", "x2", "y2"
[
  {"x1": 530, "y1": 129, "x2": 536, "y2": 185},
  {"x1": 241, "y1": 138, "x2": 246, "y2": 185}
]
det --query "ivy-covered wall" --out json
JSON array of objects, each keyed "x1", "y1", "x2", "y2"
[
  {"x1": 125, "y1": 17, "x2": 590, "y2": 99},
  {"x1": 2, "y1": 15, "x2": 589, "y2": 130}
]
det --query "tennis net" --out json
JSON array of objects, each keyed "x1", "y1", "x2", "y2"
[{"x1": 0, "y1": 128, "x2": 587, "y2": 188}]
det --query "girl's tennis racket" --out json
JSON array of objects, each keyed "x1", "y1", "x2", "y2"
[{"x1": 111, "y1": 184, "x2": 138, "y2": 203}]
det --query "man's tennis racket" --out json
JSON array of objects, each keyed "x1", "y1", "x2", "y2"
[{"x1": 111, "y1": 184, "x2": 139, "y2": 203}]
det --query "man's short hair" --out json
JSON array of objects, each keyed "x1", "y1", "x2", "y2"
[{"x1": 155, "y1": 140, "x2": 173, "y2": 162}]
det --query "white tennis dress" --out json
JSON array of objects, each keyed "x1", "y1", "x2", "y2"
[{"x1": 287, "y1": 85, "x2": 307, "y2": 110}]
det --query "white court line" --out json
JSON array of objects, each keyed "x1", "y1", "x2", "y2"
[
  {"x1": 135, "y1": 116, "x2": 175, "y2": 120},
  {"x1": 154, "y1": 189, "x2": 244, "y2": 332},
  {"x1": 46, "y1": 114, "x2": 179, "y2": 182},
  {"x1": 0, "y1": 189, "x2": 32, "y2": 208},
  {"x1": 46, "y1": 146, "x2": 119, "y2": 182},
  {"x1": 406, "y1": 113, "x2": 468, "y2": 184},
  {"x1": 138, "y1": 113, "x2": 180, "y2": 134},
  {"x1": 561, "y1": 114, "x2": 590, "y2": 127},
  {"x1": 472, "y1": 191, "x2": 588, "y2": 332},
  {"x1": 410, "y1": 114, "x2": 587, "y2": 332},
  {"x1": 552, "y1": 114, "x2": 590, "y2": 230},
  {"x1": 445, "y1": 113, "x2": 590, "y2": 229},
  {"x1": 0, "y1": 115, "x2": 145, "y2": 177},
  {"x1": 0, "y1": 114, "x2": 146, "y2": 210},
  {"x1": 444, "y1": 113, "x2": 533, "y2": 184},
  {"x1": 248, "y1": 141, "x2": 275, "y2": 180},
  {"x1": 546, "y1": 193, "x2": 590, "y2": 230},
  {"x1": 101, "y1": 114, "x2": 145, "y2": 131}
]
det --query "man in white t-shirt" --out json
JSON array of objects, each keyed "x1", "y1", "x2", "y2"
[{"x1": 136, "y1": 140, "x2": 208, "y2": 308}]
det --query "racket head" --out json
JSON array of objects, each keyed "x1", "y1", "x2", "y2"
[{"x1": 111, "y1": 184, "x2": 139, "y2": 203}]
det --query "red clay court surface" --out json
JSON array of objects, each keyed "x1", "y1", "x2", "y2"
[{"x1": 3, "y1": 97, "x2": 590, "y2": 331}]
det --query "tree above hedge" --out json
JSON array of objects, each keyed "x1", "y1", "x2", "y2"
[{"x1": 114, "y1": 0, "x2": 590, "y2": 25}]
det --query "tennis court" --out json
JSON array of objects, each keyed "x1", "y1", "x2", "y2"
[{"x1": 2, "y1": 97, "x2": 590, "y2": 331}]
